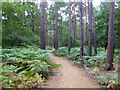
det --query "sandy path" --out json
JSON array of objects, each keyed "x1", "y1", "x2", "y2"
[{"x1": 45, "y1": 55, "x2": 100, "y2": 88}]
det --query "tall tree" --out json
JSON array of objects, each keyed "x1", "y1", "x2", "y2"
[
  {"x1": 65, "y1": 12, "x2": 67, "y2": 31},
  {"x1": 68, "y1": 1, "x2": 71, "y2": 52},
  {"x1": 85, "y1": 2, "x2": 88, "y2": 41},
  {"x1": 41, "y1": 2, "x2": 46, "y2": 49},
  {"x1": 92, "y1": 3, "x2": 97, "y2": 55},
  {"x1": 106, "y1": 2, "x2": 115, "y2": 71},
  {"x1": 55, "y1": 2, "x2": 58, "y2": 50},
  {"x1": 73, "y1": 0, "x2": 76, "y2": 47},
  {"x1": 0, "y1": 1, "x2": 1, "y2": 46},
  {"x1": 60, "y1": 9, "x2": 63, "y2": 43},
  {"x1": 49, "y1": 30, "x2": 53, "y2": 47},
  {"x1": 88, "y1": 1, "x2": 92, "y2": 56},
  {"x1": 79, "y1": 1, "x2": 84, "y2": 58}
]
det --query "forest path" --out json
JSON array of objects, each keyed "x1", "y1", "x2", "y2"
[{"x1": 45, "y1": 55, "x2": 100, "y2": 88}]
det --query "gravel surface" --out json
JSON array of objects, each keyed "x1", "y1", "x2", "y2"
[{"x1": 45, "y1": 55, "x2": 101, "y2": 88}]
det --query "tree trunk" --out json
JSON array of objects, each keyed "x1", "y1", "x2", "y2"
[
  {"x1": 40, "y1": 2, "x2": 46, "y2": 49},
  {"x1": 88, "y1": 1, "x2": 92, "y2": 56},
  {"x1": 79, "y1": 1, "x2": 84, "y2": 58},
  {"x1": 61, "y1": 16, "x2": 63, "y2": 43},
  {"x1": 55, "y1": 2, "x2": 58, "y2": 50},
  {"x1": 92, "y1": 3, "x2": 97, "y2": 55},
  {"x1": 23, "y1": 0, "x2": 26, "y2": 27},
  {"x1": 68, "y1": 1, "x2": 71, "y2": 52},
  {"x1": 49, "y1": 31, "x2": 52, "y2": 48},
  {"x1": 45, "y1": 14, "x2": 48, "y2": 46},
  {"x1": 65, "y1": 15, "x2": 67, "y2": 31},
  {"x1": 53, "y1": 19, "x2": 55, "y2": 48},
  {"x1": 85, "y1": 2, "x2": 88, "y2": 41},
  {"x1": 73, "y1": 0, "x2": 76, "y2": 47},
  {"x1": 106, "y1": 2, "x2": 115, "y2": 71}
]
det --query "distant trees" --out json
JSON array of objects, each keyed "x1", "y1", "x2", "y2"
[
  {"x1": 68, "y1": 1, "x2": 71, "y2": 52},
  {"x1": 41, "y1": 2, "x2": 46, "y2": 49},
  {"x1": 2, "y1": 1, "x2": 120, "y2": 54},
  {"x1": 106, "y1": 2, "x2": 115, "y2": 71},
  {"x1": 79, "y1": 1, "x2": 84, "y2": 58}
]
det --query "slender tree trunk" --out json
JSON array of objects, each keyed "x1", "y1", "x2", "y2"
[
  {"x1": 65, "y1": 16, "x2": 67, "y2": 31},
  {"x1": 59, "y1": 5, "x2": 63, "y2": 44},
  {"x1": 0, "y1": 2, "x2": 1, "y2": 46},
  {"x1": 54, "y1": 30, "x2": 56, "y2": 48},
  {"x1": 46, "y1": 31, "x2": 48, "y2": 46},
  {"x1": 85, "y1": 2, "x2": 88, "y2": 41},
  {"x1": 53, "y1": 19, "x2": 56, "y2": 48},
  {"x1": 92, "y1": 3, "x2": 97, "y2": 55},
  {"x1": 68, "y1": 1, "x2": 71, "y2": 52},
  {"x1": 23, "y1": 0, "x2": 26, "y2": 27},
  {"x1": 79, "y1": 1, "x2": 84, "y2": 58},
  {"x1": 59, "y1": 17, "x2": 61, "y2": 43},
  {"x1": 61, "y1": 16, "x2": 63, "y2": 43},
  {"x1": 106, "y1": 2, "x2": 115, "y2": 71},
  {"x1": 55, "y1": 2, "x2": 58, "y2": 50},
  {"x1": 40, "y1": 2, "x2": 46, "y2": 49},
  {"x1": 88, "y1": 2, "x2": 89, "y2": 16},
  {"x1": 49, "y1": 31, "x2": 52, "y2": 47},
  {"x1": 45, "y1": 14, "x2": 48, "y2": 46},
  {"x1": 88, "y1": 1, "x2": 92, "y2": 56},
  {"x1": 73, "y1": 0, "x2": 76, "y2": 47}
]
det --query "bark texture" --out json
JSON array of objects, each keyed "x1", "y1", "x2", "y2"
[
  {"x1": 85, "y1": 2, "x2": 88, "y2": 41},
  {"x1": 73, "y1": 0, "x2": 76, "y2": 47},
  {"x1": 106, "y1": 2, "x2": 115, "y2": 70},
  {"x1": 88, "y1": 1, "x2": 92, "y2": 56},
  {"x1": 41, "y1": 2, "x2": 46, "y2": 49},
  {"x1": 68, "y1": 1, "x2": 71, "y2": 52},
  {"x1": 55, "y1": 2, "x2": 58, "y2": 50},
  {"x1": 79, "y1": 2, "x2": 84, "y2": 58}
]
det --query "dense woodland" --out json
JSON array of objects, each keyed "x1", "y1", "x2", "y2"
[{"x1": 0, "y1": 0, "x2": 120, "y2": 88}]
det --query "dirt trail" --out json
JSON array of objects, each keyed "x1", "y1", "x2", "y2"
[{"x1": 45, "y1": 55, "x2": 100, "y2": 88}]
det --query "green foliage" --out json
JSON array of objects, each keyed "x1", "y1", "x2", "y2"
[
  {"x1": 2, "y1": 2, "x2": 41, "y2": 48},
  {"x1": 0, "y1": 64, "x2": 43, "y2": 88},
  {"x1": 1, "y1": 46, "x2": 58, "y2": 88},
  {"x1": 95, "y1": 2, "x2": 120, "y2": 48},
  {"x1": 46, "y1": 46, "x2": 52, "y2": 50},
  {"x1": 97, "y1": 73, "x2": 119, "y2": 88},
  {"x1": 52, "y1": 47, "x2": 68, "y2": 57}
]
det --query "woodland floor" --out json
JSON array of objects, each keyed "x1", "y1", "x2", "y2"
[{"x1": 44, "y1": 55, "x2": 101, "y2": 88}]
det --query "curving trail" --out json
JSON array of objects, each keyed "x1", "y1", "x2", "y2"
[{"x1": 45, "y1": 55, "x2": 100, "y2": 88}]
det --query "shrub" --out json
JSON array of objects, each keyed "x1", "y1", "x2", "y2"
[
  {"x1": 52, "y1": 47, "x2": 68, "y2": 57},
  {"x1": 46, "y1": 46, "x2": 52, "y2": 50},
  {"x1": 97, "y1": 73, "x2": 119, "y2": 88}
]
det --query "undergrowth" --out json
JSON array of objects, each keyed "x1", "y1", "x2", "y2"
[{"x1": 1, "y1": 45, "x2": 60, "y2": 88}]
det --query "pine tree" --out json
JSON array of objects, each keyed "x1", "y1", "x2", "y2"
[
  {"x1": 106, "y1": 2, "x2": 115, "y2": 71},
  {"x1": 41, "y1": 2, "x2": 46, "y2": 49}
]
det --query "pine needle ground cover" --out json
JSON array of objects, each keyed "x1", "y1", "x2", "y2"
[{"x1": 0, "y1": 46, "x2": 59, "y2": 88}]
